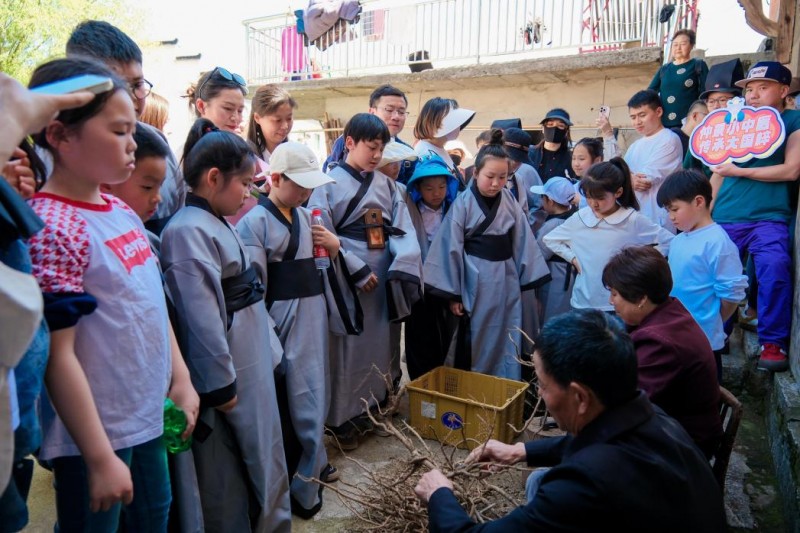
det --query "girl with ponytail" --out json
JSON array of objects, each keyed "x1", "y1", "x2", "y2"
[
  {"x1": 543, "y1": 157, "x2": 674, "y2": 312},
  {"x1": 161, "y1": 118, "x2": 292, "y2": 531}
]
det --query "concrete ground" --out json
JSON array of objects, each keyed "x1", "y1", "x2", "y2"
[{"x1": 20, "y1": 327, "x2": 786, "y2": 531}]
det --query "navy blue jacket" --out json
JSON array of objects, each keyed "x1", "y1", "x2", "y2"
[
  {"x1": 427, "y1": 392, "x2": 727, "y2": 532},
  {"x1": 323, "y1": 134, "x2": 417, "y2": 185}
]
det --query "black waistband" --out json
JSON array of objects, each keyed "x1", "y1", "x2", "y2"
[
  {"x1": 266, "y1": 258, "x2": 325, "y2": 304},
  {"x1": 336, "y1": 219, "x2": 407, "y2": 242},
  {"x1": 221, "y1": 264, "x2": 265, "y2": 314},
  {"x1": 464, "y1": 231, "x2": 513, "y2": 261}
]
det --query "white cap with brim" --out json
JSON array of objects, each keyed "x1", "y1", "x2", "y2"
[
  {"x1": 435, "y1": 108, "x2": 476, "y2": 138},
  {"x1": 270, "y1": 141, "x2": 334, "y2": 189},
  {"x1": 444, "y1": 139, "x2": 474, "y2": 160},
  {"x1": 380, "y1": 141, "x2": 418, "y2": 168}
]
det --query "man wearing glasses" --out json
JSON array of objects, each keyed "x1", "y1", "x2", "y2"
[
  {"x1": 323, "y1": 84, "x2": 417, "y2": 184},
  {"x1": 66, "y1": 20, "x2": 184, "y2": 236},
  {"x1": 683, "y1": 58, "x2": 744, "y2": 177}
]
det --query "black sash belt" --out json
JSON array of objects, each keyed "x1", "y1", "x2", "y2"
[
  {"x1": 336, "y1": 219, "x2": 407, "y2": 242},
  {"x1": 221, "y1": 264, "x2": 265, "y2": 319},
  {"x1": 464, "y1": 231, "x2": 513, "y2": 261},
  {"x1": 547, "y1": 256, "x2": 577, "y2": 291},
  {"x1": 266, "y1": 258, "x2": 325, "y2": 304}
]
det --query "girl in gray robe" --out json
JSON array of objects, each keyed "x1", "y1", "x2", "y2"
[
  {"x1": 424, "y1": 131, "x2": 551, "y2": 380},
  {"x1": 308, "y1": 114, "x2": 422, "y2": 447},
  {"x1": 161, "y1": 119, "x2": 291, "y2": 533}
]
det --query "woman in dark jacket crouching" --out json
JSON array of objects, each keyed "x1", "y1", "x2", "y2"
[{"x1": 603, "y1": 245, "x2": 722, "y2": 458}]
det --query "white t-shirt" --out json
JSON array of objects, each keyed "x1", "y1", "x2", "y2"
[
  {"x1": 623, "y1": 128, "x2": 683, "y2": 232},
  {"x1": 415, "y1": 140, "x2": 456, "y2": 172},
  {"x1": 669, "y1": 223, "x2": 748, "y2": 350},
  {"x1": 29, "y1": 193, "x2": 171, "y2": 459},
  {"x1": 542, "y1": 206, "x2": 674, "y2": 310}
]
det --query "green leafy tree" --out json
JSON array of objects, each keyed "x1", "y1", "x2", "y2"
[{"x1": 0, "y1": 0, "x2": 140, "y2": 83}]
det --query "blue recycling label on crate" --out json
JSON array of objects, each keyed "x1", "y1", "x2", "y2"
[{"x1": 441, "y1": 411, "x2": 463, "y2": 430}]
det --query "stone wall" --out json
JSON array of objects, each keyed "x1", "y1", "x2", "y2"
[
  {"x1": 767, "y1": 373, "x2": 800, "y2": 533},
  {"x1": 793, "y1": 208, "x2": 800, "y2": 378}
]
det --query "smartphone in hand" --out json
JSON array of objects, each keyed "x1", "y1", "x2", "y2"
[
  {"x1": 599, "y1": 105, "x2": 611, "y2": 120},
  {"x1": 31, "y1": 74, "x2": 113, "y2": 95}
]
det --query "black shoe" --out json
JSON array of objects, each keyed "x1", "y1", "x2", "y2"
[{"x1": 321, "y1": 463, "x2": 340, "y2": 483}]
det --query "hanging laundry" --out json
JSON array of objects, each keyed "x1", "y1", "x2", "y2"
[
  {"x1": 303, "y1": 0, "x2": 361, "y2": 43},
  {"x1": 281, "y1": 26, "x2": 307, "y2": 75}
]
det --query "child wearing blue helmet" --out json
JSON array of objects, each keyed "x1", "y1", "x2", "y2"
[{"x1": 405, "y1": 153, "x2": 459, "y2": 379}]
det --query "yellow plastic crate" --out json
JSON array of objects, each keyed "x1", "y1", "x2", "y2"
[{"x1": 406, "y1": 367, "x2": 529, "y2": 449}]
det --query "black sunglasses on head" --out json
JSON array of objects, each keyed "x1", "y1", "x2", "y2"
[{"x1": 197, "y1": 67, "x2": 247, "y2": 97}]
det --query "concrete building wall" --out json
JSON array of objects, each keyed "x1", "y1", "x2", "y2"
[{"x1": 318, "y1": 73, "x2": 652, "y2": 151}]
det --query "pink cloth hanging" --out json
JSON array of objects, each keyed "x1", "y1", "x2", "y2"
[{"x1": 281, "y1": 26, "x2": 306, "y2": 74}]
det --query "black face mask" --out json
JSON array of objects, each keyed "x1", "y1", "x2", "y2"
[
  {"x1": 543, "y1": 126, "x2": 567, "y2": 144},
  {"x1": 450, "y1": 154, "x2": 463, "y2": 167}
]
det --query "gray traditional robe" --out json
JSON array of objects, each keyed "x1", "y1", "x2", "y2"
[
  {"x1": 424, "y1": 182, "x2": 550, "y2": 380},
  {"x1": 393, "y1": 179, "x2": 430, "y2": 261},
  {"x1": 512, "y1": 162, "x2": 546, "y2": 233},
  {"x1": 161, "y1": 195, "x2": 291, "y2": 533},
  {"x1": 236, "y1": 197, "x2": 345, "y2": 513},
  {"x1": 535, "y1": 211, "x2": 577, "y2": 324},
  {"x1": 308, "y1": 162, "x2": 422, "y2": 427},
  {"x1": 508, "y1": 164, "x2": 546, "y2": 351}
]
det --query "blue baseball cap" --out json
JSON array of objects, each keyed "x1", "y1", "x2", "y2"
[
  {"x1": 531, "y1": 177, "x2": 576, "y2": 206},
  {"x1": 735, "y1": 61, "x2": 792, "y2": 88}
]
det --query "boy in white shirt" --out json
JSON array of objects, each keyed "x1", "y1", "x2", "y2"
[
  {"x1": 657, "y1": 169, "x2": 748, "y2": 380},
  {"x1": 624, "y1": 90, "x2": 683, "y2": 232}
]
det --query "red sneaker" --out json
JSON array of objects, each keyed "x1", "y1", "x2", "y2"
[{"x1": 757, "y1": 343, "x2": 789, "y2": 372}]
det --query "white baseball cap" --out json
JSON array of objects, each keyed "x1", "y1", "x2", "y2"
[
  {"x1": 269, "y1": 142, "x2": 334, "y2": 189},
  {"x1": 530, "y1": 177, "x2": 576, "y2": 206}
]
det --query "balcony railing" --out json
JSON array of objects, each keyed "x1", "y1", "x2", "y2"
[{"x1": 244, "y1": 0, "x2": 690, "y2": 86}]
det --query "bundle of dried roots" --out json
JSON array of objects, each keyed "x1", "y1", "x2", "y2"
[{"x1": 306, "y1": 372, "x2": 549, "y2": 532}]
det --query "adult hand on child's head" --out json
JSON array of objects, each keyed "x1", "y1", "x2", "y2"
[
  {"x1": 86, "y1": 452, "x2": 134, "y2": 512},
  {"x1": 169, "y1": 379, "x2": 200, "y2": 440},
  {"x1": 1, "y1": 73, "x2": 96, "y2": 168},
  {"x1": 2, "y1": 147, "x2": 36, "y2": 199},
  {"x1": 0, "y1": 73, "x2": 95, "y2": 135}
]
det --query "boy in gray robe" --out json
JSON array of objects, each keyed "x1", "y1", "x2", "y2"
[
  {"x1": 532, "y1": 177, "x2": 578, "y2": 324},
  {"x1": 237, "y1": 142, "x2": 354, "y2": 517},
  {"x1": 308, "y1": 114, "x2": 422, "y2": 450}
]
